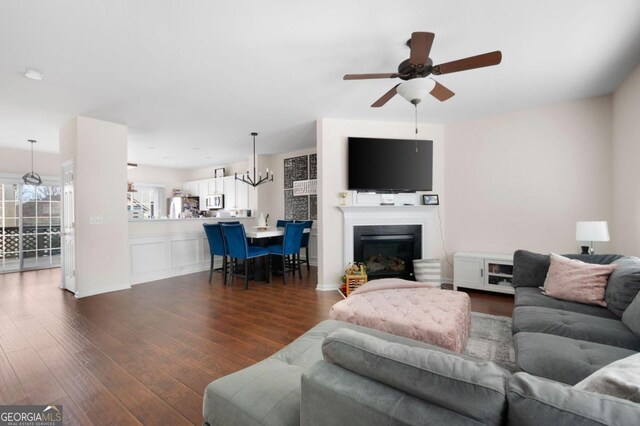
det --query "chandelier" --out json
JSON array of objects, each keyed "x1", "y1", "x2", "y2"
[{"x1": 235, "y1": 132, "x2": 273, "y2": 188}]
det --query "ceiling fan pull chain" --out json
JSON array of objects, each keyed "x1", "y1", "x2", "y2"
[{"x1": 415, "y1": 103, "x2": 419, "y2": 152}]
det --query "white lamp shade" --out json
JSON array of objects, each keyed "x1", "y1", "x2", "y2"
[
  {"x1": 576, "y1": 221, "x2": 610, "y2": 242},
  {"x1": 396, "y1": 78, "x2": 436, "y2": 104}
]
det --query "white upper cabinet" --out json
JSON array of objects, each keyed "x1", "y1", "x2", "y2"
[{"x1": 223, "y1": 176, "x2": 236, "y2": 209}]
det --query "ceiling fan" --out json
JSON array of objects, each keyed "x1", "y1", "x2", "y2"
[{"x1": 344, "y1": 32, "x2": 502, "y2": 107}]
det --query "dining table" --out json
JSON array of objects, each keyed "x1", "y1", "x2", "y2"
[
  {"x1": 243, "y1": 226, "x2": 311, "y2": 280},
  {"x1": 245, "y1": 226, "x2": 311, "y2": 239}
]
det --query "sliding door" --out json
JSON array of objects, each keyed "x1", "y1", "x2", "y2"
[{"x1": 0, "y1": 183, "x2": 61, "y2": 272}]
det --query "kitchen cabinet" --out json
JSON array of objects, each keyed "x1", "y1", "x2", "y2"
[
  {"x1": 198, "y1": 180, "x2": 209, "y2": 209},
  {"x1": 236, "y1": 180, "x2": 249, "y2": 210},
  {"x1": 182, "y1": 176, "x2": 250, "y2": 211},
  {"x1": 223, "y1": 176, "x2": 236, "y2": 209},
  {"x1": 181, "y1": 181, "x2": 199, "y2": 196}
]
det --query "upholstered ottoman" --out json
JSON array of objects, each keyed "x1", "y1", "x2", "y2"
[{"x1": 329, "y1": 279, "x2": 471, "y2": 353}]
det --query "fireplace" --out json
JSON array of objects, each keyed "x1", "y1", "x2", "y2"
[{"x1": 353, "y1": 225, "x2": 422, "y2": 280}]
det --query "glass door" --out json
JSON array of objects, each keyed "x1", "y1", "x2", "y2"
[{"x1": 0, "y1": 183, "x2": 61, "y2": 272}]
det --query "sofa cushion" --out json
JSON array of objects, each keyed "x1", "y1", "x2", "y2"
[
  {"x1": 512, "y1": 250, "x2": 551, "y2": 288},
  {"x1": 513, "y1": 306, "x2": 640, "y2": 350},
  {"x1": 514, "y1": 287, "x2": 618, "y2": 319},
  {"x1": 542, "y1": 253, "x2": 615, "y2": 307},
  {"x1": 507, "y1": 372, "x2": 640, "y2": 426},
  {"x1": 623, "y1": 292, "x2": 640, "y2": 339},
  {"x1": 512, "y1": 250, "x2": 623, "y2": 288},
  {"x1": 514, "y1": 332, "x2": 637, "y2": 385},
  {"x1": 574, "y1": 353, "x2": 640, "y2": 402},
  {"x1": 606, "y1": 257, "x2": 640, "y2": 317},
  {"x1": 322, "y1": 328, "x2": 509, "y2": 426},
  {"x1": 203, "y1": 320, "x2": 466, "y2": 426}
]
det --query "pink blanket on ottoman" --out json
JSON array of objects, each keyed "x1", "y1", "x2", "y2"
[{"x1": 329, "y1": 278, "x2": 471, "y2": 353}]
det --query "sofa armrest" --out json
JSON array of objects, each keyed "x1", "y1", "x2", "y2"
[
  {"x1": 315, "y1": 328, "x2": 509, "y2": 425},
  {"x1": 301, "y1": 361, "x2": 482, "y2": 426},
  {"x1": 507, "y1": 372, "x2": 640, "y2": 426}
]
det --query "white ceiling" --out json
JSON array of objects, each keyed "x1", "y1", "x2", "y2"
[{"x1": 1, "y1": 0, "x2": 639, "y2": 168}]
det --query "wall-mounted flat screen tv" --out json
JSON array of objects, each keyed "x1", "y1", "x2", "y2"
[{"x1": 348, "y1": 137, "x2": 433, "y2": 192}]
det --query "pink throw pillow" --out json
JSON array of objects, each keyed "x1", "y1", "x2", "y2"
[{"x1": 542, "y1": 253, "x2": 616, "y2": 307}]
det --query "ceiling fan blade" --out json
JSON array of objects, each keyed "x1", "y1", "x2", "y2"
[
  {"x1": 409, "y1": 32, "x2": 435, "y2": 66},
  {"x1": 432, "y1": 51, "x2": 502, "y2": 75},
  {"x1": 343, "y1": 73, "x2": 399, "y2": 80},
  {"x1": 371, "y1": 84, "x2": 399, "y2": 108},
  {"x1": 430, "y1": 81, "x2": 455, "y2": 102}
]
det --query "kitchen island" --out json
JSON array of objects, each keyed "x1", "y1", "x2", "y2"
[{"x1": 129, "y1": 217, "x2": 256, "y2": 285}]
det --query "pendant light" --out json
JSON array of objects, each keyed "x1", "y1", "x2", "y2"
[
  {"x1": 235, "y1": 132, "x2": 273, "y2": 188},
  {"x1": 22, "y1": 139, "x2": 42, "y2": 186}
]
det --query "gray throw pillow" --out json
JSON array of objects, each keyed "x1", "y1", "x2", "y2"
[
  {"x1": 622, "y1": 292, "x2": 640, "y2": 339},
  {"x1": 606, "y1": 257, "x2": 640, "y2": 317},
  {"x1": 513, "y1": 250, "x2": 550, "y2": 288}
]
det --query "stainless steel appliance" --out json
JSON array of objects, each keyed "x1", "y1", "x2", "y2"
[
  {"x1": 204, "y1": 194, "x2": 224, "y2": 210},
  {"x1": 167, "y1": 196, "x2": 200, "y2": 219}
]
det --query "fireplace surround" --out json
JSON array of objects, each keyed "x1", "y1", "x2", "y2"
[{"x1": 339, "y1": 205, "x2": 432, "y2": 285}]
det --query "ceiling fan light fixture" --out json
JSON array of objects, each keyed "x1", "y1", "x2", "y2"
[
  {"x1": 24, "y1": 68, "x2": 44, "y2": 81},
  {"x1": 397, "y1": 78, "x2": 436, "y2": 105}
]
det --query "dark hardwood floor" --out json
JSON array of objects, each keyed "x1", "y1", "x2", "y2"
[{"x1": 0, "y1": 267, "x2": 513, "y2": 425}]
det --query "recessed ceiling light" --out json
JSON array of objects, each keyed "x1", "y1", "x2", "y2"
[
  {"x1": 162, "y1": 156, "x2": 169, "y2": 159},
  {"x1": 24, "y1": 68, "x2": 44, "y2": 81},
  {"x1": 192, "y1": 147, "x2": 201, "y2": 151},
  {"x1": 147, "y1": 146, "x2": 156, "y2": 150}
]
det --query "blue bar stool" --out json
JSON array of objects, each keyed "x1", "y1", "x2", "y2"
[
  {"x1": 220, "y1": 223, "x2": 270, "y2": 290},
  {"x1": 203, "y1": 222, "x2": 238, "y2": 285},
  {"x1": 296, "y1": 220, "x2": 314, "y2": 272},
  {"x1": 267, "y1": 222, "x2": 306, "y2": 284},
  {"x1": 276, "y1": 219, "x2": 294, "y2": 228}
]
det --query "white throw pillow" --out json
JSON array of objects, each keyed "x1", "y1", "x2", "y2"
[{"x1": 574, "y1": 353, "x2": 640, "y2": 402}]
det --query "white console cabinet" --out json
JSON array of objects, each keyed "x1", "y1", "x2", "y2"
[{"x1": 454, "y1": 251, "x2": 514, "y2": 295}]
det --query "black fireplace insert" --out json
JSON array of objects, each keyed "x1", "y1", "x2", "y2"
[{"x1": 353, "y1": 225, "x2": 422, "y2": 280}]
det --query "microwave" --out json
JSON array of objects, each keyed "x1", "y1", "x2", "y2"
[{"x1": 204, "y1": 194, "x2": 224, "y2": 210}]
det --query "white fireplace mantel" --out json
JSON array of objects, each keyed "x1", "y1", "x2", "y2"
[{"x1": 339, "y1": 205, "x2": 434, "y2": 269}]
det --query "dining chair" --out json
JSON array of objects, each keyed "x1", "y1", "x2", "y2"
[
  {"x1": 276, "y1": 219, "x2": 294, "y2": 228},
  {"x1": 203, "y1": 222, "x2": 238, "y2": 285},
  {"x1": 220, "y1": 223, "x2": 270, "y2": 289},
  {"x1": 296, "y1": 220, "x2": 314, "y2": 272},
  {"x1": 267, "y1": 222, "x2": 306, "y2": 284}
]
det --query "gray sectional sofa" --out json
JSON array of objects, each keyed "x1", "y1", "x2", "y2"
[
  {"x1": 203, "y1": 251, "x2": 640, "y2": 425},
  {"x1": 511, "y1": 251, "x2": 640, "y2": 385}
]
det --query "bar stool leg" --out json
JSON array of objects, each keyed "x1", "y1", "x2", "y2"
[
  {"x1": 244, "y1": 260, "x2": 249, "y2": 290},
  {"x1": 209, "y1": 255, "x2": 214, "y2": 283},
  {"x1": 282, "y1": 256, "x2": 287, "y2": 285}
]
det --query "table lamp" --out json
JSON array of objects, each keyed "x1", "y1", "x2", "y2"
[{"x1": 576, "y1": 221, "x2": 610, "y2": 254}]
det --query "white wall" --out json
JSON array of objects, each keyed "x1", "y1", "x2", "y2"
[
  {"x1": 127, "y1": 164, "x2": 190, "y2": 193},
  {"x1": 444, "y1": 96, "x2": 613, "y2": 276},
  {"x1": 317, "y1": 118, "x2": 446, "y2": 289},
  {"x1": 612, "y1": 62, "x2": 640, "y2": 257},
  {"x1": 60, "y1": 116, "x2": 130, "y2": 298},
  {"x1": 0, "y1": 146, "x2": 61, "y2": 177},
  {"x1": 187, "y1": 160, "x2": 248, "y2": 181}
]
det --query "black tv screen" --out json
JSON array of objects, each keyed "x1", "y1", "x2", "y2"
[{"x1": 348, "y1": 137, "x2": 433, "y2": 191}]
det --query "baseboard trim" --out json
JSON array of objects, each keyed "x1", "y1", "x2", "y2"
[
  {"x1": 316, "y1": 282, "x2": 340, "y2": 291},
  {"x1": 75, "y1": 282, "x2": 132, "y2": 298}
]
